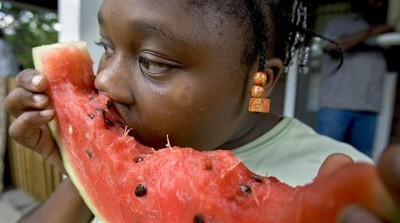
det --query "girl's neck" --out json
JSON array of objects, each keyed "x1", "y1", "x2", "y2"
[{"x1": 218, "y1": 114, "x2": 282, "y2": 150}]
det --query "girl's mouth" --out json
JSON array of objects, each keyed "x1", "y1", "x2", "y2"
[{"x1": 112, "y1": 102, "x2": 134, "y2": 128}]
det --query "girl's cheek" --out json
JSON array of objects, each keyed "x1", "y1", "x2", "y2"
[{"x1": 170, "y1": 84, "x2": 195, "y2": 108}]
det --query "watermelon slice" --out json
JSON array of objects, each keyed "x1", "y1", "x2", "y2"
[{"x1": 32, "y1": 42, "x2": 400, "y2": 223}]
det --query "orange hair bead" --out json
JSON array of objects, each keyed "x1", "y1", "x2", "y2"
[
  {"x1": 251, "y1": 85, "x2": 265, "y2": 98},
  {"x1": 248, "y1": 98, "x2": 270, "y2": 113},
  {"x1": 253, "y1": 71, "x2": 267, "y2": 86}
]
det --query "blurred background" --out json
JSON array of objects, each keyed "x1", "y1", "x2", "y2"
[
  {"x1": 0, "y1": 0, "x2": 399, "y2": 222},
  {"x1": 0, "y1": 0, "x2": 58, "y2": 68}
]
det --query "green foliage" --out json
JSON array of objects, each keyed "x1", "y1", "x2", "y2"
[{"x1": 0, "y1": 1, "x2": 58, "y2": 68}]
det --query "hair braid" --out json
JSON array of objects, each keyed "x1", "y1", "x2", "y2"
[
  {"x1": 273, "y1": 0, "x2": 317, "y2": 73},
  {"x1": 245, "y1": 0, "x2": 268, "y2": 71},
  {"x1": 248, "y1": 0, "x2": 318, "y2": 73},
  {"x1": 187, "y1": 0, "x2": 324, "y2": 74}
]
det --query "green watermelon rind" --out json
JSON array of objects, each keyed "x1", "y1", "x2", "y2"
[{"x1": 32, "y1": 42, "x2": 107, "y2": 223}]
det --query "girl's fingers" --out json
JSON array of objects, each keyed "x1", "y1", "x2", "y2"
[
  {"x1": 8, "y1": 110, "x2": 64, "y2": 172},
  {"x1": 339, "y1": 205, "x2": 383, "y2": 223},
  {"x1": 4, "y1": 87, "x2": 50, "y2": 117},
  {"x1": 317, "y1": 153, "x2": 354, "y2": 177},
  {"x1": 339, "y1": 145, "x2": 400, "y2": 223},
  {"x1": 15, "y1": 69, "x2": 48, "y2": 92},
  {"x1": 378, "y1": 144, "x2": 400, "y2": 206}
]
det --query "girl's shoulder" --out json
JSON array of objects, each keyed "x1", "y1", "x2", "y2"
[{"x1": 232, "y1": 117, "x2": 372, "y2": 186}]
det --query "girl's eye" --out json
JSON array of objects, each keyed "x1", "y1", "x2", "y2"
[
  {"x1": 95, "y1": 40, "x2": 114, "y2": 58},
  {"x1": 138, "y1": 56, "x2": 179, "y2": 78}
]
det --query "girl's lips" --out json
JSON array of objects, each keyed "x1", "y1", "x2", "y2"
[
  {"x1": 112, "y1": 102, "x2": 154, "y2": 147},
  {"x1": 112, "y1": 102, "x2": 133, "y2": 128}
]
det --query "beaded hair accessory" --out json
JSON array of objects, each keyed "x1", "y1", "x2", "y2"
[
  {"x1": 248, "y1": 0, "x2": 340, "y2": 113},
  {"x1": 248, "y1": 40, "x2": 271, "y2": 113},
  {"x1": 284, "y1": 0, "x2": 311, "y2": 74},
  {"x1": 248, "y1": 69, "x2": 272, "y2": 113},
  {"x1": 283, "y1": 0, "x2": 343, "y2": 74}
]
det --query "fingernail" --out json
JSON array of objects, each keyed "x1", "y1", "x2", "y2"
[
  {"x1": 33, "y1": 94, "x2": 48, "y2": 103},
  {"x1": 32, "y1": 75, "x2": 43, "y2": 86},
  {"x1": 339, "y1": 205, "x2": 383, "y2": 223},
  {"x1": 40, "y1": 109, "x2": 54, "y2": 117}
]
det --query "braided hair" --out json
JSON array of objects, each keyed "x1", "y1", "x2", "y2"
[{"x1": 186, "y1": 0, "x2": 319, "y2": 74}]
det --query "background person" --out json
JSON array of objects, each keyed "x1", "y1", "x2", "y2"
[{"x1": 317, "y1": 0, "x2": 394, "y2": 157}]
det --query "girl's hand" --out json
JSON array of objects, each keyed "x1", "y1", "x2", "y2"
[
  {"x1": 4, "y1": 69, "x2": 64, "y2": 171},
  {"x1": 322, "y1": 145, "x2": 400, "y2": 223},
  {"x1": 378, "y1": 144, "x2": 400, "y2": 213}
]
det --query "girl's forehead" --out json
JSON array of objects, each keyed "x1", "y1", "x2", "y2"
[
  {"x1": 99, "y1": 0, "x2": 229, "y2": 27},
  {"x1": 99, "y1": 0, "x2": 241, "y2": 46},
  {"x1": 100, "y1": 0, "x2": 195, "y2": 18}
]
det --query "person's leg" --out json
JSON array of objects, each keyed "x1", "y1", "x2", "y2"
[
  {"x1": 317, "y1": 108, "x2": 351, "y2": 142},
  {"x1": 349, "y1": 111, "x2": 378, "y2": 157}
]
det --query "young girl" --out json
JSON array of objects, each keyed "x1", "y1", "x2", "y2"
[{"x1": 4, "y1": 0, "x2": 400, "y2": 222}]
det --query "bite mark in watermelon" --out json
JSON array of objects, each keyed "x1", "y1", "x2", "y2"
[{"x1": 32, "y1": 42, "x2": 400, "y2": 223}]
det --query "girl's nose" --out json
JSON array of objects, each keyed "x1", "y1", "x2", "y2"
[{"x1": 95, "y1": 62, "x2": 134, "y2": 104}]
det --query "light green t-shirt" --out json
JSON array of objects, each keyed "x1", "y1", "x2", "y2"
[{"x1": 232, "y1": 117, "x2": 372, "y2": 187}]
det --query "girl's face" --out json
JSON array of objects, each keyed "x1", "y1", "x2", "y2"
[{"x1": 95, "y1": 0, "x2": 260, "y2": 150}]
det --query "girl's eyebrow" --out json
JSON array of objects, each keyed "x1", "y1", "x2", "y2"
[
  {"x1": 130, "y1": 20, "x2": 196, "y2": 52},
  {"x1": 98, "y1": 11, "x2": 197, "y2": 52}
]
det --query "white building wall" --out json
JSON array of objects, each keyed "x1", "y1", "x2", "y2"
[{"x1": 58, "y1": 0, "x2": 103, "y2": 70}]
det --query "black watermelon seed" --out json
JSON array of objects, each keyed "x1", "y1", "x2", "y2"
[
  {"x1": 86, "y1": 150, "x2": 93, "y2": 159},
  {"x1": 253, "y1": 175, "x2": 264, "y2": 183},
  {"x1": 96, "y1": 108, "x2": 106, "y2": 116},
  {"x1": 89, "y1": 97, "x2": 95, "y2": 101},
  {"x1": 107, "y1": 100, "x2": 113, "y2": 109},
  {"x1": 104, "y1": 118, "x2": 114, "y2": 126},
  {"x1": 240, "y1": 185, "x2": 252, "y2": 194},
  {"x1": 193, "y1": 214, "x2": 204, "y2": 223},
  {"x1": 135, "y1": 157, "x2": 144, "y2": 163},
  {"x1": 88, "y1": 114, "x2": 96, "y2": 119},
  {"x1": 135, "y1": 184, "x2": 147, "y2": 197},
  {"x1": 205, "y1": 164, "x2": 212, "y2": 171}
]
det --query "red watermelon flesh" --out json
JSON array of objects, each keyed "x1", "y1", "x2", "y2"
[{"x1": 32, "y1": 42, "x2": 400, "y2": 223}]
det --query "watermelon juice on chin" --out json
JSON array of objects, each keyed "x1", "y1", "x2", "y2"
[{"x1": 32, "y1": 41, "x2": 400, "y2": 223}]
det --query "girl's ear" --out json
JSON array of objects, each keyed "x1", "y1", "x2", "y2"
[{"x1": 264, "y1": 58, "x2": 283, "y2": 96}]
